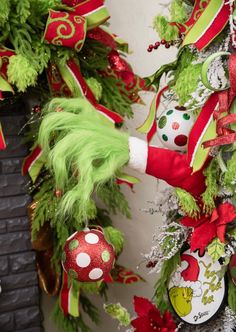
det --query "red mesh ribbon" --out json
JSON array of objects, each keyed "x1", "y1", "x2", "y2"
[
  {"x1": 87, "y1": 27, "x2": 117, "y2": 49},
  {"x1": 203, "y1": 54, "x2": 236, "y2": 148},
  {"x1": 101, "y1": 50, "x2": 154, "y2": 105}
]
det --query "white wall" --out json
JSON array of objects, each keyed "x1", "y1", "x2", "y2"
[{"x1": 42, "y1": 1, "x2": 177, "y2": 331}]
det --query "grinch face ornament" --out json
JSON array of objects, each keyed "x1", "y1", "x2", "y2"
[
  {"x1": 168, "y1": 249, "x2": 225, "y2": 325},
  {"x1": 62, "y1": 229, "x2": 115, "y2": 282},
  {"x1": 156, "y1": 109, "x2": 194, "y2": 152}
]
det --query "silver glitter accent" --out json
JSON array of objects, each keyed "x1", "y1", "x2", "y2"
[
  {"x1": 179, "y1": 306, "x2": 236, "y2": 331},
  {"x1": 228, "y1": 0, "x2": 236, "y2": 48},
  {"x1": 141, "y1": 185, "x2": 180, "y2": 223},
  {"x1": 143, "y1": 222, "x2": 189, "y2": 274},
  {"x1": 184, "y1": 34, "x2": 230, "y2": 111}
]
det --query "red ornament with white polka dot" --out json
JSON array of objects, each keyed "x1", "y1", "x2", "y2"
[
  {"x1": 61, "y1": 229, "x2": 115, "y2": 282},
  {"x1": 156, "y1": 108, "x2": 195, "y2": 152}
]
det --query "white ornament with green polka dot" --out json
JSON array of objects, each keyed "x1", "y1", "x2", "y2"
[{"x1": 156, "y1": 108, "x2": 195, "y2": 152}]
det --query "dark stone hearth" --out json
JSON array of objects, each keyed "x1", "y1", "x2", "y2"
[
  {"x1": 0, "y1": 256, "x2": 9, "y2": 276},
  {"x1": 9, "y1": 251, "x2": 36, "y2": 273},
  {"x1": 0, "y1": 195, "x2": 31, "y2": 219},
  {"x1": 0, "y1": 174, "x2": 29, "y2": 197},
  {"x1": 0, "y1": 287, "x2": 39, "y2": 313},
  {"x1": 1, "y1": 271, "x2": 38, "y2": 290},
  {"x1": 0, "y1": 158, "x2": 24, "y2": 174},
  {"x1": 15, "y1": 328, "x2": 42, "y2": 332},
  {"x1": 6, "y1": 217, "x2": 29, "y2": 232},
  {"x1": 0, "y1": 100, "x2": 42, "y2": 331}
]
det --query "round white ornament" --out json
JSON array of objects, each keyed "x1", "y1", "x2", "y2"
[
  {"x1": 168, "y1": 249, "x2": 225, "y2": 325},
  {"x1": 156, "y1": 108, "x2": 195, "y2": 152}
]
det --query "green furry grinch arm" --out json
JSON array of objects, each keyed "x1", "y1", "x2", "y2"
[
  {"x1": 38, "y1": 98, "x2": 130, "y2": 220},
  {"x1": 38, "y1": 98, "x2": 206, "y2": 221}
]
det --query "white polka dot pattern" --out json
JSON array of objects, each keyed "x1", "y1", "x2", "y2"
[
  {"x1": 89, "y1": 268, "x2": 103, "y2": 280},
  {"x1": 63, "y1": 229, "x2": 115, "y2": 282},
  {"x1": 76, "y1": 252, "x2": 91, "y2": 267},
  {"x1": 85, "y1": 233, "x2": 99, "y2": 244}
]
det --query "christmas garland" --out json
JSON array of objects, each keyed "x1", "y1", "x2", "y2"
[
  {"x1": 0, "y1": 1, "x2": 152, "y2": 331},
  {"x1": 37, "y1": 0, "x2": 236, "y2": 331}
]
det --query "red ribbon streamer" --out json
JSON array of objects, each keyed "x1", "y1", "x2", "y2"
[
  {"x1": 73, "y1": 0, "x2": 107, "y2": 17},
  {"x1": 66, "y1": 58, "x2": 124, "y2": 124},
  {"x1": 147, "y1": 86, "x2": 169, "y2": 142},
  {"x1": 170, "y1": 0, "x2": 210, "y2": 34},
  {"x1": 194, "y1": 1, "x2": 230, "y2": 51},
  {"x1": 22, "y1": 145, "x2": 43, "y2": 176},
  {"x1": 203, "y1": 54, "x2": 236, "y2": 148},
  {"x1": 87, "y1": 27, "x2": 117, "y2": 49},
  {"x1": 187, "y1": 92, "x2": 219, "y2": 166},
  {"x1": 0, "y1": 126, "x2": 6, "y2": 150},
  {"x1": 60, "y1": 272, "x2": 69, "y2": 315}
]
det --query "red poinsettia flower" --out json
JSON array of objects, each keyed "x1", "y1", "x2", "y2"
[
  {"x1": 131, "y1": 296, "x2": 176, "y2": 332},
  {"x1": 181, "y1": 202, "x2": 236, "y2": 254}
]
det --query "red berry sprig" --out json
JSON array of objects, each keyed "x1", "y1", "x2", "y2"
[
  {"x1": 32, "y1": 105, "x2": 41, "y2": 114},
  {"x1": 146, "y1": 260, "x2": 158, "y2": 268},
  {"x1": 147, "y1": 39, "x2": 176, "y2": 52},
  {"x1": 147, "y1": 33, "x2": 184, "y2": 53}
]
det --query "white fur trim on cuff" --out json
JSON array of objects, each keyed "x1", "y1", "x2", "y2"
[{"x1": 128, "y1": 137, "x2": 148, "y2": 174}]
